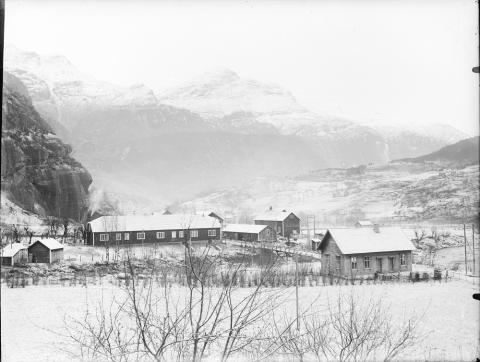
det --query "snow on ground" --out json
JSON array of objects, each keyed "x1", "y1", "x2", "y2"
[
  {"x1": 1, "y1": 280, "x2": 477, "y2": 362},
  {"x1": 0, "y1": 194, "x2": 47, "y2": 233}
]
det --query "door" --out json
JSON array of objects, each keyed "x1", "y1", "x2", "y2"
[
  {"x1": 388, "y1": 257, "x2": 394, "y2": 272},
  {"x1": 376, "y1": 258, "x2": 383, "y2": 273}
]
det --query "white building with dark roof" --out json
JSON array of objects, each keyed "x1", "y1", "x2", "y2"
[{"x1": 316, "y1": 227, "x2": 415, "y2": 277}]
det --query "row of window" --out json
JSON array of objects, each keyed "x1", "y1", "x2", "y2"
[
  {"x1": 327, "y1": 254, "x2": 408, "y2": 271},
  {"x1": 350, "y1": 254, "x2": 407, "y2": 270},
  {"x1": 99, "y1": 229, "x2": 216, "y2": 242}
]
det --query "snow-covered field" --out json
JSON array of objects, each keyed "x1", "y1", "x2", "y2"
[
  {"x1": 1, "y1": 280, "x2": 477, "y2": 361},
  {"x1": 182, "y1": 164, "x2": 479, "y2": 224}
]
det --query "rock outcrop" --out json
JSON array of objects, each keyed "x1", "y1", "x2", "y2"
[{"x1": 1, "y1": 72, "x2": 92, "y2": 221}]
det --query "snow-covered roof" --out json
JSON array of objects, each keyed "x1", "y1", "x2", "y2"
[
  {"x1": 320, "y1": 227, "x2": 415, "y2": 254},
  {"x1": 1, "y1": 243, "x2": 27, "y2": 257},
  {"x1": 32, "y1": 238, "x2": 64, "y2": 250},
  {"x1": 254, "y1": 210, "x2": 297, "y2": 222},
  {"x1": 223, "y1": 224, "x2": 270, "y2": 234},
  {"x1": 355, "y1": 220, "x2": 374, "y2": 226},
  {"x1": 88, "y1": 214, "x2": 221, "y2": 233},
  {"x1": 196, "y1": 210, "x2": 223, "y2": 220}
]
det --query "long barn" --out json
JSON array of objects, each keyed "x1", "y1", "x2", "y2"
[{"x1": 85, "y1": 214, "x2": 221, "y2": 246}]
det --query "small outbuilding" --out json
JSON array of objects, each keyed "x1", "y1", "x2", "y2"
[
  {"x1": 223, "y1": 224, "x2": 276, "y2": 242},
  {"x1": 28, "y1": 238, "x2": 64, "y2": 264},
  {"x1": 1, "y1": 243, "x2": 28, "y2": 266},
  {"x1": 355, "y1": 220, "x2": 374, "y2": 228},
  {"x1": 316, "y1": 227, "x2": 415, "y2": 278}
]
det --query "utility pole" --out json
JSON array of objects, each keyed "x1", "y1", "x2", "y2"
[
  {"x1": 295, "y1": 252, "x2": 299, "y2": 330},
  {"x1": 464, "y1": 224, "x2": 468, "y2": 275},
  {"x1": 473, "y1": 224, "x2": 476, "y2": 275}
]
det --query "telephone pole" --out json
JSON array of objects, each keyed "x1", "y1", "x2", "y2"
[
  {"x1": 473, "y1": 224, "x2": 476, "y2": 275},
  {"x1": 295, "y1": 252, "x2": 299, "y2": 330},
  {"x1": 464, "y1": 224, "x2": 468, "y2": 275}
]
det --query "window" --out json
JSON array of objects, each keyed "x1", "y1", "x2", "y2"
[
  {"x1": 190, "y1": 230, "x2": 199, "y2": 238},
  {"x1": 389, "y1": 257, "x2": 395, "y2": 271},
  {"x1": 116, "y1": 233, "x2": 122, "y2": 241},
  {"x1": 172, "y1": 231, "x2": 177, "y2": 239},
  {"x1": 336, "y1": 255, "x2": 341, "y2": 270},
  {"x1": 156, "y1": 232, "x2": 165, "y2": 239},
  {"x1": 364, "y1": 256, "x2": 371, "y2": 269},
  {"x1": 179, "y1": 230, "x2": 184, "y2": 238},
  {"x1": 400, "y1": 253, "x2": 406, "y2": 266},
  {"x1": 137, "y1": 232, "x2": 145, "y2": 240},
  {"x1": 351, "y1": 256, "x2": 357, "y2": 270},
  {"x1": 100, "y1": 234, "x2": 109, "y2": 242},
  {"x1": 208, "y1": 229, "x2": 216, "y2": 237},
  {"x1": 125, "y1": 233, "x2": 130, "y2": 240}
]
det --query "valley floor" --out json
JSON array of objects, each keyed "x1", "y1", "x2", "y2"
[{"x1": 1, "y1": 279, "x2": 478, "y2": 361}]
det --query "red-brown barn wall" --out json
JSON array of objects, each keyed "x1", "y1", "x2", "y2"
[{"x1": 89, "y1": 227, "x2": 220, "y2": 246}]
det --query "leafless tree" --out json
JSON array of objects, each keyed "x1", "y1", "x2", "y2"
[
  {"x1": 23, "y1": 226, "x2": 34, "y2": 244},
  {"x1": 46, "y1": 216, "x2": 60, "y2": 238},
  {"x1": 413, "y1": 228, "x2": 426, "y2": 245},
  {"x1": 62, "y1": 217, "x2": 70, "y2": 242},
  {"x1": 255, "y1": 292, "x2": 423, "y2": 362},
  {"x1": 11, "y1": 224, "x2": 20, "y2": 243},
  {"x1": 65, "y1": 244, "x2": 285, "y2": 362}
]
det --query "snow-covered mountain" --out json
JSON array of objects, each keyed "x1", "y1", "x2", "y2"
[
  {"x1": 4, "y1": 44, "x2": 157, "y2": 132},
  {"x1": 4, "y1": 45, "x2": 469, "y2": 210}
]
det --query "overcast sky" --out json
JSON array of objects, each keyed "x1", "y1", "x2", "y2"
[{"x1": 5, "y1": 0, "x2": 479, "y2": 135}]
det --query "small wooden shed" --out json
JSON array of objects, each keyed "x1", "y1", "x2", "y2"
[
  {"x1": 28, "y1": 239, "x2": 64, "y2": 264},
  {"x1": 223, "y1": 224, "x2": 276, "y2": 242},
  {"x1": 1, "y1": 243, "x2": 28, "y2": 266}
]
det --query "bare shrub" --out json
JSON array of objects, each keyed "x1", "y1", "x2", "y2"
[
  {"x1": 65, "y1": 245, "x2": 286, "y2": 362},
  {"x1": 254, "y1": 291, "x2": 422, "y2": 362}
]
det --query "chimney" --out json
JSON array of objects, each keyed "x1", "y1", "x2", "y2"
[{"x1": 373, "y1": 224, "x2": 380, "y2": 233}]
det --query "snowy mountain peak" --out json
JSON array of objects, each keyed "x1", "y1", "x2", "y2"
[
  {"x1": 158, "y1": 67, "x2": 304, "y2": 118},
  {"x1": 196, "y1": 67, "x2": 240, "y2": 84},
  {"x1": 4, "y1": 44, "x2": 91, "y2": 84}
]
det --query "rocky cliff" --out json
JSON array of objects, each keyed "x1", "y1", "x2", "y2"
[{"x1": 1, "y1": 72, "x2": 92, "y2": 221}]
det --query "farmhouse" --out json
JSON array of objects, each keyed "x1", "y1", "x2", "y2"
[
  {"x1": 28, "y1": 239, "x2": 64, "y2": 264},
  {"x1": 223, "y1": 224, "x2": 276, "y2": 242},
  {"x1": 197, "y1": 210, "x2": 224, "y2": 225},
  {"x1": 85, "y1": 214, "x2": 221, "y2": 246},
  {"x1": 316, "y1": 227, "x2": 415, "y2": 278},
  {"x1": 254, "y1": 209, "x2": 300, "y2": 238},
  {"x1": 1, "y1": 243, "x2": 28, "y2": 266},
  {"x1": 355, "y1": 220, "x2": 374, "y2": 227}
]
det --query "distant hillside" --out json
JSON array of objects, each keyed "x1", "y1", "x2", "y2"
[{"x1": 395, "y1": 136, "x2": 479, "y2": 166}]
